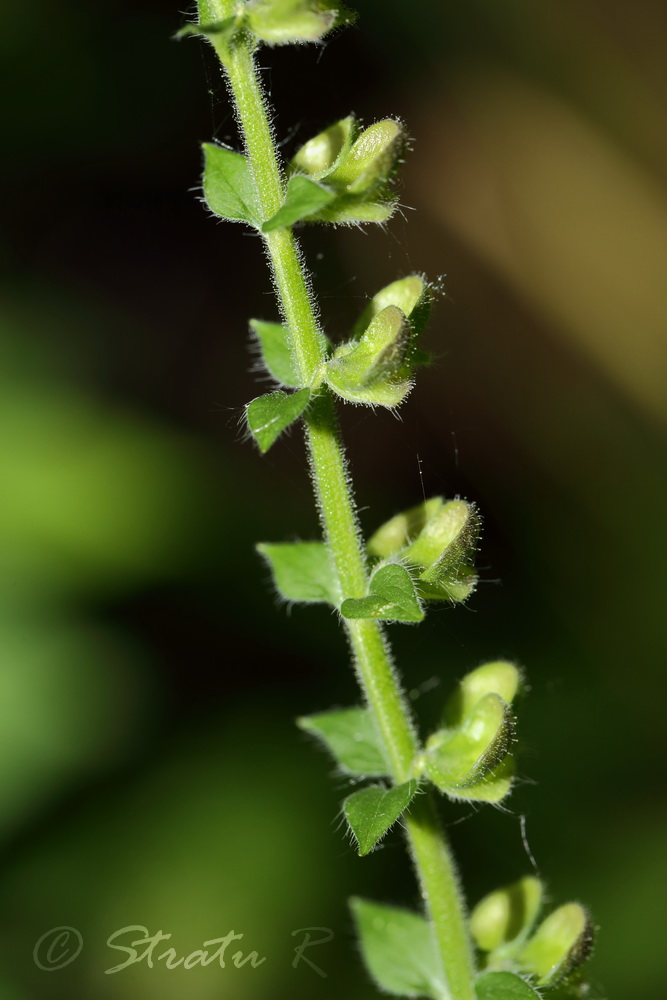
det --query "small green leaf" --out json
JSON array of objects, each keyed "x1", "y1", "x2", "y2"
[
  {"x1": 296, "y1": 706, "x2": 389, "y2": 776},
  {"x1": 517, "y1": 904, "x2": 594, "y2": 986},
  {"x1": 202, "y1": 144, "x2": 260, "y2": 226},
  {"x1": 245, "y1": 388, "x2": 310, "y2": 452},
  {"x1": 341, "y1": 564, "x2": 424, "y2": 622},
  {"x1": 250, "y1": 320, "x2": 299, "y2": 387},
  {"x1": 475, "y1": 971, "x2": 541, "y2": 1000},
  {"x1": 471, "y1": 876, "x2": 543, "y2": 954},
  {"x1": 257, "y1": 540, "x2": 339, "y2": 604},
  {"x1": 262, "y1": 176, "x2": 337, "y2": 232},
  {"x1": 344, "y1": 780, "x2": 417, "y2": 855},
  {"x1": 350, "y1": 898, "x2": 444, "y2": 999}
]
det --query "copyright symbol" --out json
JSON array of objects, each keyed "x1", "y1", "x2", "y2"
[{"x1": 33, "y1": 927, "x2": 83, "y2": 971}]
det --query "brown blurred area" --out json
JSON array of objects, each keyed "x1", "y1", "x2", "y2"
[{"x1": 0, "y1": 0, "x2": 665, "y2": 997}]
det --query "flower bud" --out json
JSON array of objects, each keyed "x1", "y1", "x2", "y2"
[
  {"x1": 325, "y1": 304, "x2": 412, "y2": 407},
  {"x1": 470, "y1": 876, "x2": 543, "y2": 953},
  {"x1": 328, "y1": 119, "x2": 404, "y2": 194},
  {"x1": 246, "y1": 0, "x2": 349, "y2": 45},
  {"x1": 352, "y1": 274, "x2": 430, "y2": 341},
  {"x1": 517, "y1": 904, "x2": 594, "y2": 986},
  {"x1": 445, "y1": 661, "x2": 522, "y2": 728},
  {"x1": 315, "y1": 198, "x2": 396, "y2": 225},
  {"x1": 423, "y1": 693, "x2": 514, "y2": 801},
  {"x1": 367, "y1": 496, "x2": 479, "y2": 603},
  {"x1": 406, "y1": 498, "x2": 480, "y2": 602},
  {"x1": 286, "y1": 118, "x2": 403, "y2": 225},
  {"x1": 367, "y1": 497, "x2": 442, "y2": 559},
  {"x1": 290, "y1": 116, "x2": 358, "y2": 178}
]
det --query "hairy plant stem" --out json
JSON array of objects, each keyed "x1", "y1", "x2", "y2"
[{"x1": 205, "y1": 11, "x2": 476, "y2": 998}]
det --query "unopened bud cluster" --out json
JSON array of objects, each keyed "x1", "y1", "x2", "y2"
[
  {"x1": 320, "y1": 275, "x2": 428, "y2": 406},
  {"x1": 471, "y1": 876, "x2": 594, "y2": 988},
  {"x1": 190, "y1": 0, "x2": 355, "y2": 47},
  {"x1": 416, "y1": 661, "x2": 520, "y2": 802},
  {"x1": 368, "y1": 495, "x2": 480, "y2": 601},
  {"x1": 290, "y1": 116, "x2": 404, "y2": 224},
  {"x1": 247, "y1": 0, "x2": 352, "y2": 44}
]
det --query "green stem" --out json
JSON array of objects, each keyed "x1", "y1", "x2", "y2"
[{"x1": 204, "y1": 14, "x2": 476, "y2": 1000}]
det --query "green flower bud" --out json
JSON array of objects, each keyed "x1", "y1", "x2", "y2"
[
  {"x1": 404, "y1": 498, "x2": 469, "y2": 567},
  {"x1": 352, "y1": 274, "x2": 431, "y2": 342},
  {"x1": 290, "y1": 116, "x2": 358, "y2": 179},
  {"x1": 517, "y1": 904, "x2": 594, "y2": 986},
  {"x1": 445, "y1": 661, "x2": 522, "y2": 728},
  {"x1": 285, "y1": 118, "x2": 403, "y2": 226},
  {"x1": 368, "y1": 497, "x2": 442, "y2": 559},
  {"x1": 328, "y1": 119, "x2": 404, "y2": 194},
  {"x1": 406, "y1": 499, "x2": 480, "y2": 602},
  {"x1": 451, "y1": 755, "x2": 514, "y2": 802},
  {"x1": 367, "y1": 496, "x2": 479, "y2": 603},
  {"x1": 470, "y1": 876, "x2": 543, "y2": 954},
  {"x1": 423, "y1": 693, "x2": 514, "y2": 801},
  {"x1": 324, "y1": 304, "x2": 412, "y2": 407},
  {"x1": 246, "y1": 0, "x2": 353, "y2": 45},
  {"x1": 313, "y1": 198, "x2": 397, "y2": 225}
]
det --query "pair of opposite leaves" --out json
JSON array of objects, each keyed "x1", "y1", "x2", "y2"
[
  {"x1": 295, "y1": 685, "x2": 590, "y2": 1000},
  {"x1": 201, "y1": 115, "x2": 404, "y2": 234},
  {"x1": 349, "y1": 886, "x2": 592, "y2": 1000},
  {"x1": 258, "y1": 495, "x2": 480, "y2": 636},
  {"x1": 245, "y1": 271, "x2": 430, "y2": 455},
  {"x1": 201, "y1": 114, "x2": 419, "y2": 436},
  {"x1": 298, "y1": 660, "x2": 521, "y2": 866}
]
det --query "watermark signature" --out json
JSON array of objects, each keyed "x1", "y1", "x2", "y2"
[
  {"x1": 33, "y1": 925, "x2": 333, "y2": 977},
  {"x1": 33, "y1": 927, "x2": 83, "y2": 972}
]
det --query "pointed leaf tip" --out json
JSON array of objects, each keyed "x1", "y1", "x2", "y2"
[
  {"x1": 344, "y1": 780, "x2": 417, "y2": 855},
  {"x1": 246, "y1": 388, "x2": 310, "y2": 452}
]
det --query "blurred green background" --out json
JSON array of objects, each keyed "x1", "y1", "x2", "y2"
[{"x1": 1, "y1": 0, "x2": 666, "y2": 996}]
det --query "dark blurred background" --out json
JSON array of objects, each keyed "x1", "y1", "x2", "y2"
[{"x1": 1, "y1": 0, "x2": 666, "y2": 997}]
